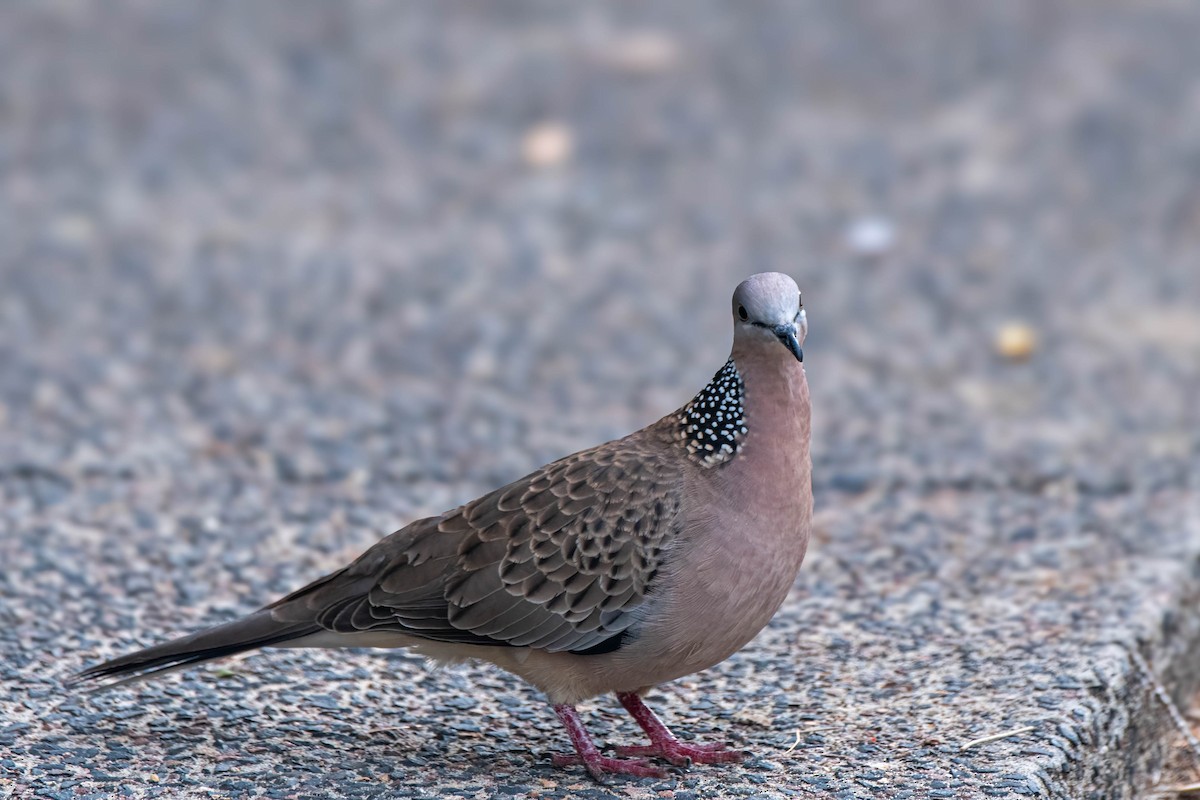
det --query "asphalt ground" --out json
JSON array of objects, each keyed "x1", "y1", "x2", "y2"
[{"x1": 3, "y1": 2, "x2": 1200, "y2": 798}]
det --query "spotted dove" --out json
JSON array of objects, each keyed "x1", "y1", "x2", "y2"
[{"x1": 72, "y1": 272, "x2": 813, "y2": 780}]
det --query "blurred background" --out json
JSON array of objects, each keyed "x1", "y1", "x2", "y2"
[
  {"x1": 4, "y1": 0, "x2": 1200, "y2": 492},
  {"x1": 4, "y1": 2, "x2": 1200, "y2": 797},
  {"x1": 4, "y1": 2, "x2": 1198, "y2": 511}
]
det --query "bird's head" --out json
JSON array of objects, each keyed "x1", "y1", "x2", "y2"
[{"x1": 731, "y1": 272, "x2": 806, "y2": 362}]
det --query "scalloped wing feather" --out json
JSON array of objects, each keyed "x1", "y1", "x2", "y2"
[{"x1": 283, "y1": 433, "x2": 684, "y2": 654}]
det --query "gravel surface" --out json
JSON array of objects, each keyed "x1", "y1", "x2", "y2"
[{"x1": 4, "y1": 2, "x2": 1200, "y2": 798}]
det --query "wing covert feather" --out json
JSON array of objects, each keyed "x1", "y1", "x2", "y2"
[{"x1": 298, "y1": 438, "x2": 684, "y2": 653}]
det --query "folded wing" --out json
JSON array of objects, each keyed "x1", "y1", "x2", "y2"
[{"x1": 275, "y1": 437, "x2": 684, "y2": 655}]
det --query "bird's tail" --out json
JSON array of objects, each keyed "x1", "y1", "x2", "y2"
[{"x1": 68, "y1": 610, "x2": 319, "y2": 691}]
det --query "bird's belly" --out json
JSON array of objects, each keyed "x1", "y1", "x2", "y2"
[
  {"x1": 606, "y1": 516, "x2": 808, "y2": 686},
  {"x1": 674, "y1": 564, "x2": 796, "y2": 663}
]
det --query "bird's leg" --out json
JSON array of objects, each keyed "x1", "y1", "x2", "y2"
[
  {"x1": 550, "y1": 704, "x2": 667, "y2": 780},
  {"x1": 612, "y1": 691, "x2": 746, "y2": 766}
]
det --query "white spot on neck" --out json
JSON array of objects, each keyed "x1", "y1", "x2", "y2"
[{"x1": 678, "y1": 359, "x2": 746, "y2": 467}]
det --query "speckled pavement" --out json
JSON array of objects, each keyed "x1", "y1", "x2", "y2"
[{"x1": 4, "y1": 3, "x2": 1200, "y2": 799}]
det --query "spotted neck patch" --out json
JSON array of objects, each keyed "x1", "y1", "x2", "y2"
[{"x1": 678, "y1": 358, "x2": 747, "y2": 467}]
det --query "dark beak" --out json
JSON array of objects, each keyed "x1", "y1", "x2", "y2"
[{"x1": 772, "y1": 323, "x2": 803, "y2": 362}]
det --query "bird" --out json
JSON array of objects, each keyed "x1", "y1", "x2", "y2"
[{"x1": 72, "y1": 272, "x2": 813, "y2": 781}]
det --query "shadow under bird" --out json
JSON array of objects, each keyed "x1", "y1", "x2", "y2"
[{"x1": 72, "y1": 272, "x2": 813, "y2": 780}]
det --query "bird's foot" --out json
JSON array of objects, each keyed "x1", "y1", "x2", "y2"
[
  {"x1": 613, "y1": 690, "x2": 748, "y2": 767},
  {"x1": 553, "y1": 703, "x2": 669, "y2": 781},
  {"x1": 551, "y1": 751, "x2": 667, "y2": 780},
  {"x1": 613, "y1": 739, "x2": 746, "y2": 767}
]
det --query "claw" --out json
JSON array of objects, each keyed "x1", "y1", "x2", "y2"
[
  {"x1": 553, "y1": 703, "x2": 668, "y2": 782},
  {"x1": 613, "y1": 740, "x2": 746, "y2": 767},
  {"x1": 614, "y1": 691, "x2": 749, "y2": 768},
  {"x1": 551, "y1": 751, "x2": 667, "y2": 780},
  {"x1": 550, "y1": 695, "x2": 747, "y2": 783}
]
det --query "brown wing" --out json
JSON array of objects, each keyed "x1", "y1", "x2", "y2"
[{"x1": 274, "y1": 436, "x2": 683, "y2": 654}]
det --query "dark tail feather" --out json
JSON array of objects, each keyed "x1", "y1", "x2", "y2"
[{"x1": 69, "y1": 610, "x2": 319, "y2": 691}]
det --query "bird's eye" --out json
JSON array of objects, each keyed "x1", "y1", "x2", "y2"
[{"x1": 738, "y1": 305, "x2": 748, "y2": 321}]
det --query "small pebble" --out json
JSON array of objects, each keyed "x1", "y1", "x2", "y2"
[
  {"x1": 994, "y1": 322, "x2": 1037, "y2": 361},
  {"x1": 521, "y1": 122, "x2": 574, "y2": 169},
  {"x1": 845, "y1": 216, "x2": 896, "y2": 257},
  {"x1": 601, "y1": 31, "x2": 680, "y2": 75}
]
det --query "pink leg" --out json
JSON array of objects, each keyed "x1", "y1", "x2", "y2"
[
  {"x1": 550, "y1": 704, "x2": 666, "y2": 780},
  {"x1": 613, "y1": 691, "x2": 747, "y2": 767}
]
